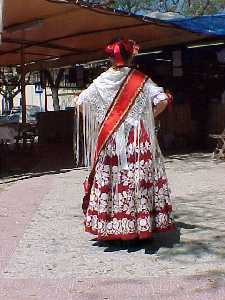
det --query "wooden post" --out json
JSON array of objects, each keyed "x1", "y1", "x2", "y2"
[
  {"x1": 45, "y1": 87, "x2": 48, "y2": 112},
  {"x1": 20, "y1": 44, "x2": 26, "y2": 125}
]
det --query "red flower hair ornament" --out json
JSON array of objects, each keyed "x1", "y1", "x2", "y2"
[{"x1": 105, "y1": 39, "x2": 140, "y2": 67}]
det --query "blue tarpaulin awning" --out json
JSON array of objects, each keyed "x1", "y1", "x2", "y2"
[{"x1": 162, "y1": 14, "x2": 225, "y2": 37}]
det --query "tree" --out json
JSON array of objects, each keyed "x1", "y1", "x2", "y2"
[
  {"x1": 155, "y1": 0, "x2": 225, "y2": 16},
  {"x1": 76, "y1": 0, "x2": 225, "y2": 15},
  {"x1": 0, "y1": 67, "x2": 30, "y2": 113},
  {"x1": 110, "y1": 0, "x2": 153, "y2": 14},
  {"x1": 183, "y1": 0, "x2": 225, "y2": 16},
  {"x1": 75, "y1": 0, "x2": 154, "y2": 13},
  {"x1": 44, "y1": 68, "x2": 65, "y2": 111}
]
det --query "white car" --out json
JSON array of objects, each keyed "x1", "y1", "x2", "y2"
[{"x1": 5, "y1": 106, "x2": 41, "y2": 124}]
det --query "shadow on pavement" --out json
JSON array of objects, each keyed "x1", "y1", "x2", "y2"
[
  {"x1": 157, "y1": 192, "x2": 225, "y2": 262},
  {"x1": 165, "y1": 152, "x2": 224, "y2": 173},
  {"x1": 0, "y1": 143, "x2": 78, "y2": 185},
  {"x1": 144, "y1": 228, "x2": 181, "y2": 254},
  {"x1": 91, "y1": 224, "x2": 184, "y2": 254},
  {"x1": 91, "y1": 200, "x2": 225, "y2": 262}
]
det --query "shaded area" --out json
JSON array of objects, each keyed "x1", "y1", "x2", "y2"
[
  {"x1": 0, "y1": 143, "x2": 76, "y2": 185},
  {"x1": 165, "y1": 152, "x2": 224, "y2": 172},
  {"x1": 1, "y1": 110, "x2": 75, "y2": 184},
  {"x1": 92, "y1": 224, "x2": 182, "y2": 254},
  {"x1": 165, "y1": 192, "x2": 225, "y2": 260}
]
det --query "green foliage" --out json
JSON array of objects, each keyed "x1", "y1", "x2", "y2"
[
  {"x1": 0, "y1": 68, "x2": 31, "y2": 113},
  {"x1": 77, "y1": 0, "x2": 225, "y2": 15},
  {"x1": 0, "y1": 68, "x2": 21, "y2": 112},
  {"x1": 183, "y1": 0, "x2": 225, "y2": 16},
  {"x1": 110, "y1": 0, "x2": 153, "y2": 13},
  {"x1": 108, "y1": 0, "x2": 225, "y2": 15}
]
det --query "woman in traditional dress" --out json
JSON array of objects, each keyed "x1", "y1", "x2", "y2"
[{"x1": 75, "y1": 38, "x2": 175, "y2": 241}]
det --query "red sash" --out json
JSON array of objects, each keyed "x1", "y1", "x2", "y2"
[{"x1": 82, "y1": 69, "x2": 148, "y2": 214}]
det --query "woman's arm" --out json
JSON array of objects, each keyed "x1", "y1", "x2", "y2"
[
  {"x1": 143, "y1": 78, "x2": 172, "y2": 118},
  {"x1": 153, "y1": 99, "x2": 168, "y2": 118}
]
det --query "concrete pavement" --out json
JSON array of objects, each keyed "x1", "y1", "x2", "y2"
[{"x1": 0, "y1": 153, "x2": 225, "y2": 299}]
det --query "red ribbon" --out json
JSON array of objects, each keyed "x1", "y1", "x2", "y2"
[
  {"x1": 113, "y1": 43, "x2": 124, "y2": 66},
  {"x1": 105, "y1": 39, "x2": 140, "y2": 67}
]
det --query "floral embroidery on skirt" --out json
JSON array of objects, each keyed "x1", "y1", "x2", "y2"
[{"x1": 85, "y1": 122, "x2": 175, "y2": 240}]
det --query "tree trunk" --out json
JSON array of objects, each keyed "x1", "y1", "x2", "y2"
[
  {"x1": 5, "y1": 97, "x2": 10, "y2": 112},
  {"x1": 3, "y1": 94, "x2": 13, "y2": 113},
  {"x1": 8, "y1": 94, "x2": 15, "y2": 111},
  {"x1": 44, "y1": 68, "x2": 65, "y2": 111},
  {"x1": 51, "y1": 87, "x2": 60, "y2": 111}
]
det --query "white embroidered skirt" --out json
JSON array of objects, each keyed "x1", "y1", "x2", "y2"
[{"x1": 85, "y1": 122, "x2": 175, "y2": 240}]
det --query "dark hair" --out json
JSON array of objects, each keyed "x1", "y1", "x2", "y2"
[{"x1": 120, "y1": 43, "x2": 131, "y2": 64}]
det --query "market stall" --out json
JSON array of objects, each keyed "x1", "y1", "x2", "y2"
[{"x1": 1, "y1": 0, "x2": 224, "y2": 165}]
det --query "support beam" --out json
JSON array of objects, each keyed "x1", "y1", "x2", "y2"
[
  {"x1": 20, "y1": 44, "x2": 26, "y2": 125},
  {"x1": 1, "y1": 23, "x2": 148, "y2": 57},
  {"x1": 24, "y1": 35, "x2": 213, "y2": 72},
  {"x1": 1, "y1": 37, "x2": 81, "y2": 55},
  {"x1": 45, "y1": 87, "x2": 48, "y2": 112}
]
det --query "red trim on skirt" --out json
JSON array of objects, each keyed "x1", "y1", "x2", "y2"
[
  {"x1": 85, "y1": 223, "x2": 176, "y2": 241},
  {"x1": 86, "y1": 205, "x2": 173, "y2": 221}
]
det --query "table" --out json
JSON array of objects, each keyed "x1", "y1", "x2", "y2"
[{"x1": 209, "y1": 130, "x2": 225, "y2": 160}]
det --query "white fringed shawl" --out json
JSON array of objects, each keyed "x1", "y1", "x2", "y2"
[{"x1": 74, "y1": 67, "x2": 167, "y2": 169}]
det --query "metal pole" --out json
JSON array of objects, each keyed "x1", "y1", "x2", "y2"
[
  {"x1": 39, "y1": 93, "x2": 42, "y2": 112},
  {"x1": 20, "y1": 44, "x2": 26, "y2": 125}
]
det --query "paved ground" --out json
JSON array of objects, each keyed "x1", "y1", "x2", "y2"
[{"x1": 0, "y1": 153, "x2": 225, "y2": 299}]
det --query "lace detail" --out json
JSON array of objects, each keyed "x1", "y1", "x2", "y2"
[
  {"x1": 76, "y1": 71, "x2": 167, "y2": 169},
  {"x1": 78, "y1": 84, "x2": 106, "y2": 124},
  {"x1": 78, "y1": 77, "x2": 167, "y2": 126}
]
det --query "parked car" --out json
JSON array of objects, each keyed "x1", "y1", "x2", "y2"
[{"x1": 3, "y1": 105, "x2": 41, "y2": 125}]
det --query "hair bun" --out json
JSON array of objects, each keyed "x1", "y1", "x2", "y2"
[{"x1": 104, "y1": 39, "x2": 139, "y2": 66}]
